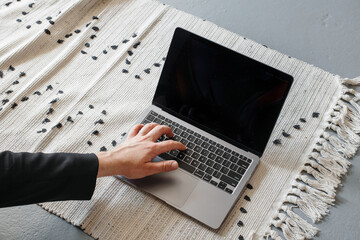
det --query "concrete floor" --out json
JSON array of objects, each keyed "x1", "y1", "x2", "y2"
[{"x1": 1, "y1": 0, "x2": 359, "y2": 239}]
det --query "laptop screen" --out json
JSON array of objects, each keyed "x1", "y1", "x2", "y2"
[{"x1": 153, "y1": 28, "x2": 293, "y2": 156}]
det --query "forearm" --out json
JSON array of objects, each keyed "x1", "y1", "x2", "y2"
[{"x1": 0, "y1": 151, "x2": 98, "y2": 208}]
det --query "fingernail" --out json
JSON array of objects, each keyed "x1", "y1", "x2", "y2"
[{"x1": 171, "y1": 161, "x2": 178, "y2": 169}]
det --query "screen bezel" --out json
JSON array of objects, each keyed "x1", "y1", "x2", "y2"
[{"x1": 153, "y1": 27, "x2": 293, "y2": 157}]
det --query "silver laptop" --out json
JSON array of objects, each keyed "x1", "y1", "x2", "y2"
[{"x1": 117, "y1": 28, "x2": 293, "y2": 229}]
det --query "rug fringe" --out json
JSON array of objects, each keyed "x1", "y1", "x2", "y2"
[{"x1": 264, "y1": 76, "x2": 360, "y2": 239}]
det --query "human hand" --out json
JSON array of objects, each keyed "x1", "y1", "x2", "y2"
[{"x1": 95, "y1": 123, "x2": 186, "y2": 179}]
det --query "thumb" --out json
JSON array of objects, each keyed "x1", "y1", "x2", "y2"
[{"x1": 146, "y1": 160, "x2": 178, "y2": 176}]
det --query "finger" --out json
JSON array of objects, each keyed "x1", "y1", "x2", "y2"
[
  {"x1": 147, "y1": 125, "x2": 174, "y2": 141},
  {"x1": 138, "y1": 122, "x2": 158, "y2": 136},
  {"x1": 155, "y1": 140, "x2": 186, "y2": 154},
  {"x1": 145, "y1": 160, "x2": 178, "y2": 176},
  {"x1": 127, "y1": 124, "x2": 144, "y2": 138}
]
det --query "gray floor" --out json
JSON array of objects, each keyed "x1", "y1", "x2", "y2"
[{"x1": 1, "y1": 1, "x2": 359, "y2": 239}]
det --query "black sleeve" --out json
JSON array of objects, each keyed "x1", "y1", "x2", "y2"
[{"x1": 0, "y1": 151, "x2": 99, "y2": 208}]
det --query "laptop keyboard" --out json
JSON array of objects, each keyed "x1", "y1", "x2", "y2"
[{"x1": 141, "y1": 110, "x2": 252, "y2": 194}]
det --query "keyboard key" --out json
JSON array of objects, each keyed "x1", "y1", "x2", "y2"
[
  {"x1": 201, "y1": 142, "x2": 210, "y2": 149},
  {"x1": 174, "y1": 128, "x2": 181, "y2": 134},
  {"x1": 154, "y1": 118, "x2": 162, "y2": 124},
  {"x1": 230, "y1": 156, "x2": 238, "y2": 163},
  {"x1": 246, "y1": 158, "x2": 252, "y2": 163},
  {"x1": 215, "y1": 149, "x2": 224, "y2": 156},
  {"x1": 200, "y1": 149, "x2": 209, "y2": 156},
  {"x1": 230, "y1": 163, "x2": 238, "y2": 171},
  {"x1": 177, "y1": 152, "x2": 185, "y2": 160},
  {"x1": 186, "y1": 128, "x2": 194, "y2": 134},
  {"x1": 199, "y1": 163, "x2": 207, "y2": 171},
  {"x1": 173, "y1": 135, "x2": 181, "y2": 141},
  {"x1": 184, "y1": 149, "x2": 193, "y2": 156},
  {"x1": 180, "y1": 139, "x2": 188, "y2": 145},
  {"x1": 232, "y1": 151, "x2": 240, "y2": 157},
  {"x1": 213, "y1": 171, "x2": 221, "y2": 179},
  {"x1": 223, "y1": 152, "x2": 231, "y2": 159},
  {"x1": 173, "y1": 122, "x2": 179, "y2": 127},
  {"x1": 201, "y1": 136, "x2": 209, "y2": 142},
  {"x1": 187, "y1": 135, "x2": 195, "y2": 142},
  {"x1": 223, "y1": 160, "x2": 231, "y2": 167},
  {"x1": 216, "y1": 143, "x2": 224, "y2": 149},
  {"x1": 164, "y1": 118, "x2": 172, "y2": 123},
  {"x1": 225, "y1": 188, "x2": 233, "y2": 194},
  {"x1": 205, "y1": 159, "x2": 214, "y2": 167},
  {"x1": 228, "y1": 170, "x2": 242, "y2": 181},
  {"x1": 205, "y1": 167, "x2": 214, "y2": 175},
  {"x1": 237, "y1": 167, "x2": 245, "y2": 175},
  {"x1": 203, "y1": 174, "x2": 212, "y2": 182},
  {"x1": 208, "y1": 145, "x2": 216, "y2": 152},
  {"x1": 194, "y1": 132, "x2": 201, "y2": 138},
  {"x1": 218, "y1": 181, "x2": 227, "y2": 190},
  {"x1": 237, "y1": 159, "x2": 249, "y2": 169},
  {"x1": 220, "y1": 166, "x2": 229, "y2": 174},
  {"x1": 150, "y1": 110, "x2": 158, "y2": 116},
  {"x1": 191, "y1": 152, "x2": 200, "y2": 159},
  {"x1": 210, "y1": 180, "x2": 217, "y2": 186},
  {"x1": 183, "y1": 156, "x2": 192, "y2": 164},
  {"x1": 179, "y1": 125, "x2": 186, "y2": 130},
  {"x1": 220, "y1": 175, "x2": 238, "y2": 187},
  {"x1": 158, "y1": 115, "x2": 165, "y2": 120},
  {"x1": 180, "y1": 132, "x2": 189, "y2": 138},
  {"x1": 194, "y1": 146, "x2": 202, "y2": 153},
  {"x1": 213, "y1": 163, "x2": 221, "y2": 170},
  {"x1": 209, "y1": 140, "x2": 216, "y2": 145},
  {"x1": 215, "y1": 156, "x2": 223, "y2": 164},
  {"x1": 178, "y1": 161, "x2": 195, "y2": 174},
  {"x1": 194, "y1": 138, "x2": 203, "y2": 145},
  {"x1": 224, "y1": 147, "x2": 232, "y2": 153},
  {"x1": 146, "y1": 114, "x2": 155, "y2": 121},
  {"x1": 198, "y1": 156, "x2": 207, "y2": 163},
  {"x1": 194, "y1": 169, "x2": 204, "y2": 178},
  {"x1": 191, "y1": 160, "x2": 200, "y2": 167},
  {"x1": 170, "y1": 149, "x2": 179, "y2": 156},
  {"x1": 208, "y1": 153, "x2": 216, "y2": 160},
  {"x1": 187, "y1": 142, "x2": 195, "y2": 149}
]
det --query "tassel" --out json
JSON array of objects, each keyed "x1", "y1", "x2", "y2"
[
  {"x1": 286, "y1": 189, "x2": 329, "y2": 222},
  {"x1": 265, "y1": 229, "x2": 284, "y2": 240},
  {"x1": 292, "y1": 181, "x2": 335, "y2": 205},
  {"x1": 317, "y1": 147, "x2": 352, "y2": 170},
  {"x1": 281, "y1": 206, "x2": 319, "y2": 238},
  {"x1": 340, "y1": 76, "x2": 360, "y2": 86},
  {"x1": 310, "y1": 151, "x2": 348, "y2": 178},
  {"x1": 302, "y1": 165, "x2": 340, "y2": 188},
  {"x1": 327, "y1": 123, "x2": 360, "y2": 147},
  {"x1": 277, "y1": 213, "x2": 305, "y2": 240},
  {"x1": 296, "y1": 175, "x2": 336, "y2": 196},
  {"x1": 322, "y1": 132, "x2": 357, "y2": 156}
]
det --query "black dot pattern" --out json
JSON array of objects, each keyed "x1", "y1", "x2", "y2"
[
  {"x1": 237, "y1": 220, "x2": 244, "y2": 227},
  {"x1": 246, "y1": 183, "x2": 253, "y2": 189}
]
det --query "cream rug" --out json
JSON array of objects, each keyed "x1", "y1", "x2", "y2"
[{"x1": 1, "y1": 0, "x2": 359, "y2": 239}]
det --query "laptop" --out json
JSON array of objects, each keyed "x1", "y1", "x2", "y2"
[{"x1": 117, "y1": 27, "x2": 293, "y2": 229}]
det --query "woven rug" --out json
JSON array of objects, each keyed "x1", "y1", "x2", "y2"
[{"x1": 1, "y1": 0, "x2": 359, "y2": 239}]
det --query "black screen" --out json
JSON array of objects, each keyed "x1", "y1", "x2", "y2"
[{"x1": 153, "y1": 28, "x2": 293, "y2": 156}]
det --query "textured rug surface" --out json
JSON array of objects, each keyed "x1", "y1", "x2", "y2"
[{"x1": 1, "y1": 0, "x2": 359, "y2": 239}]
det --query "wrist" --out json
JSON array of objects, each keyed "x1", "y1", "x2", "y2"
[{"x1": 95, "y1": 151, "x2": 114, "y2": 177}]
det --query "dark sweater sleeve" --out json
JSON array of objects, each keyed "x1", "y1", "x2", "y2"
[{"x1": 0, "y1": 151, "x2": 99, "y2": 208}]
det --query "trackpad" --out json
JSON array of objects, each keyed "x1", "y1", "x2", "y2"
[{"x1": 125, "y1": 170, "x2": 199, "y2": 208}]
